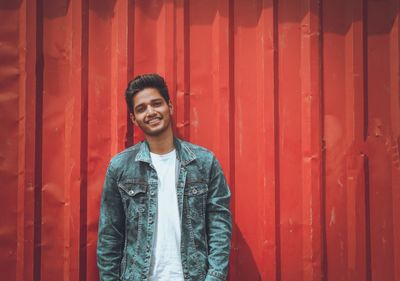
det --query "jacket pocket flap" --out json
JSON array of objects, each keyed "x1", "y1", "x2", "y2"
[
  {"x1": 185, "y1": 182, "x2": 208, "y2": 196},
  {"x1": 118, "y1": 180, "x2": 147, "y2": 196}
]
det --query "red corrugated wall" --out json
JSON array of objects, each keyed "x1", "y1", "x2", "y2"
[{"x1": 1, "y1": 0, "x2": 400, "y2": 280}]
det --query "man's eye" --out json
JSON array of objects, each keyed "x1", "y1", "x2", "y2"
[
  {"x1": 153, "y1": 102, "x2": 162, "y2": 107},
  {"x1": 136, "y1": 107, "x2": 145, "y2": 113}
]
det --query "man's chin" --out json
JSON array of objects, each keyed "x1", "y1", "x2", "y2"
[{"x1": 142, "y1": 126, "x2": 168, "y2": 137}]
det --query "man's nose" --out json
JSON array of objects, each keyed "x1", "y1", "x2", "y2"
[{"x1": 146, "y1": 106, "x2": 156, "y2": 115}]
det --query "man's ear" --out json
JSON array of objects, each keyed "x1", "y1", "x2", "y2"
[
  {"x1": 168, "y1": 101, "x2": 174, "y2": 115},
  {"x1": 130, "y1": 112, "x2": 138, "y2": 126}
]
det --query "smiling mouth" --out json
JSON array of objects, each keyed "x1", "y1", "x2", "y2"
[{"x1": 146, "y1": 117, "x2": 161, "y2": 125}]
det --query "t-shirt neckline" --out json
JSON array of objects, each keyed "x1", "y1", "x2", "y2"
[{"x1": 150, "y1": 149, "x2": 176, "y2": 159}]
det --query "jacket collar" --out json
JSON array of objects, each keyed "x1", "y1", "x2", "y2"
[{"x1": 135, "y1": 137, "x2": 196, "y2": 166}]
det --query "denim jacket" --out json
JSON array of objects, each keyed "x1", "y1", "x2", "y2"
[{"x1": 97, "y1": 138, "x2": 232, "y2": 281}]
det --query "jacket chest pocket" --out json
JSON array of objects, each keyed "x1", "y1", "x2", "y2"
[
  {"x1": 118, "y1": 180, "x2": 148, "y2": 219},
  {"x1": 184, "y1": 182, "x2": 208, "y2": 219}
]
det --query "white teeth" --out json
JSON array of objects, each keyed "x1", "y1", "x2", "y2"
[{"x1": 148, "y1": 118, "x2": 160, "y2": 124}]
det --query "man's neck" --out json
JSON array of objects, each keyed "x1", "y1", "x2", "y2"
[{"x1": 145, "y1": 129, "x2": 175, "y2": 155}]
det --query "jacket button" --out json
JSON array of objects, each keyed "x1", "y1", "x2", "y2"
[
  {"x1": 192, "y1": 188, "x2": 198, "y2": 194},
  {"x1": 149, "y1": 218, "x2": 154, "y2": 224},
  {"x1": 128, "y1": 190, "x2": 134, "y2": 196},
  {"x1": 150, "y1": 190, "x2": 155, "y2": 196}
]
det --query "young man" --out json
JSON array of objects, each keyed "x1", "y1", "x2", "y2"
[{"x1": 97, "y1": 74, "x2": 232, "y2": 281}]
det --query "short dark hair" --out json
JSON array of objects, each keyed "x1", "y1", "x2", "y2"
[{"x1": 125, "y1": 73, "x2": 170, "y2": 113}]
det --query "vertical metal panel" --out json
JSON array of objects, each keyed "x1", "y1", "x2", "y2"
[
  {"x1": 233, "y1": 1, "x2": 278, "y2": 280},
  {"x1": 278, "y1": 0, "x2": 306, "y2": 279},
  {"x1": 367, "y1": 0, "x2": 398, "y2": 280},
  {"x1": 41, "y1": 1, "x2": 75, "y2": 280},
  {"x1": 300, "y1": 1, "x2": 323, "y2": 281},
  {"x1": 390, "y1": 3, "x2": 400, "y2": 280},
  {"x1": 0, "y1": 2, "x2": 22, "y2": 280},
  {"x1": 323, "y1": 1, "x2": 370, "y2": 281},
  {"x1": 18, "y1": 1, "x2": 38, "y2": 281},
  {"x1": 1, "y1": 0, "x2": 400, "y2": 280},
  {"x1": 87, "y1": 1, "x2": 114, "y2": 280}
]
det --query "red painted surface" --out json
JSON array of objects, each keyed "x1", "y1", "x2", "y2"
[{"x1": 1, "y1": 1, "x2": 400, "y2": 281}]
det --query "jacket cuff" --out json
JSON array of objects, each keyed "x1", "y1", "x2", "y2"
[{"x1": 205, "y1": 270, "x2": 226, "y2": 281}]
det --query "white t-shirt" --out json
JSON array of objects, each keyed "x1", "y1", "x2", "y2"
[{"x1": 148, "y1": 149, "x2": 184, "y2": 281}]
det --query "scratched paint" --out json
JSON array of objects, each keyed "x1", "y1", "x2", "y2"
[{"x1": 1, "y1": 1, "x2": 400, "y2": 281}]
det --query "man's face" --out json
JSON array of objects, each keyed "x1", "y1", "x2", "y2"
[{"x1": 130, "y1": 88, "x2": 173, "y2": 137}]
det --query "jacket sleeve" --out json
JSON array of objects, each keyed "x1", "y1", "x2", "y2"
[
  {"x1": 205, "y1": 156, "x2": 232, "y2": 281},
  {"x1": 97, "y1": 162, "x2": 125, "y2": 281}
]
